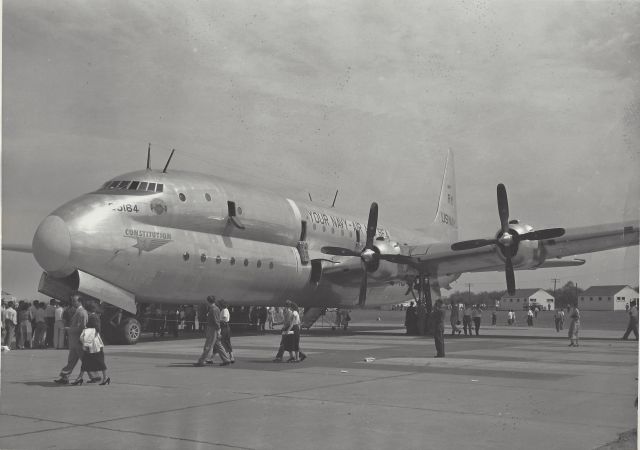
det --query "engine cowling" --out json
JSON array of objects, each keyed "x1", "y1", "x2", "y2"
[{"x1": 496, "y1": 221, "x2": 546, "y2": 269}]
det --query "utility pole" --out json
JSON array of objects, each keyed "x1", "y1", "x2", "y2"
[{"x1": 552, "y1": 278, "x2": 559, "y2": 308}]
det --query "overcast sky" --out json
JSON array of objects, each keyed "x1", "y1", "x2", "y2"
[{"x1": 2, "y1": 0, "x2": 639, "y2": 300}]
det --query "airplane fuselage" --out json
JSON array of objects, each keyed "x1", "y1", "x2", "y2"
[{"x1": 33, "y1": 169, "x2": 442, "y2": 309}]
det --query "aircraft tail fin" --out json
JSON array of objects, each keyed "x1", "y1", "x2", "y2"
[{"x1": 429, "y1": 149, "x2": 458, "y2": 243}]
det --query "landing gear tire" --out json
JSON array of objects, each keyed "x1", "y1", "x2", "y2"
[{"x1": 118, "y1": 318, "x2": 141, "y2": 345}]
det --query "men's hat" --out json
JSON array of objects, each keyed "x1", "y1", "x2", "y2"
[{"x1": 207, "y1": 295, "x2": 216, "y2": 302}]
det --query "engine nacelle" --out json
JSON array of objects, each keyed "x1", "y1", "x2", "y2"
[
  {"x1": 369, "y1": 240, "x2": 404, "y2": 281},
  {"x1": 497, "y1": 221, "x2": 546, "y2": 269}
]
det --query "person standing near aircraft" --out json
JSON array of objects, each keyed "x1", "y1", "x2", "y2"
[
  {"x1": 3, "y1": 301, "x2": 17, "y2": 349},
  {"x1": 53, "y1": 300, "x2": 65, "y2": 349},
  {"x1": 554, "y1": 309, "x2": 564, "y2": 332},
  {"x1": 621, "y1": 300, "x2": 638, "y2": 340},
  {"x1": 55, "y1": 293, "x2": 88, "y2": 384},
  {"x1": 527, "y1": 308, "x2": 534, "y2": 327},
  {"x1": 471, "y1": 305, "x2": 482, "y2": 336},
  {"x1": 45, "y1": 299, "x2": 56, "y2": 348},
  {"x1": 404, "y1": 301, "x2": 416, "y2": 335},
  {"x1": 433, "y1": 300, "x2": 445, "y2": 357},
  {"x1": 17, "y1": 303, "x2": 33, "y2": 349},
  {"x1": 194, "y1": 295, "x2": 231, "y2": 367},
  {"x1": 449, "y1": 301, "x2": 461, "y2": 335},
  {"x1": 462, "y1": 304, "x2": 473, "y2": 336},
  {"x1": 568, "y1": 304, "x2": 581, "y2": 347}
]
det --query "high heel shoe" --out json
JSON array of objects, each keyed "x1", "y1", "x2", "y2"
[
  {"x1": 99, "y1": 377, "x2": 111, "y2": 385},
  {"x1": 70, "y1": 378, "x2": 83, "y2": 386}
]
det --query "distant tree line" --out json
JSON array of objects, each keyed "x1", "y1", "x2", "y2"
[{"x1": 443, "y1": 281, "x2": 584, "y2": 309}]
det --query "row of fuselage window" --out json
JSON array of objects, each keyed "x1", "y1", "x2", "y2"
[{"x1": 183, "y1": 252, "x2": 275, "y2": 269}]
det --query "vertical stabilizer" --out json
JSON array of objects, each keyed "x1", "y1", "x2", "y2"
[{"x1": 430, "y1": 149, "x2": 458, "y2": 242}]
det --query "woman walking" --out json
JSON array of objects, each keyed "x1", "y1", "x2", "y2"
[
  {"x1": 568, "y1": 304, "x2": 581, "y2": 347},
  {"x1": 284, "y1": 303, "x2": 301, "y2": 362},
  {"x1": 71, "y1": 315, "x2": 110, "y2": 385}
]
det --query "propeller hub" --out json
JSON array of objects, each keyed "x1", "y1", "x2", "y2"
[
  {"x1": 361, "y1": 248, "x2": 376, "y2": 263},
  {"x1": 498, "y1": 232, "x2": 515, "y2": 247}
]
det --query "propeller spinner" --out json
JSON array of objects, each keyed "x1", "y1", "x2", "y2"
[{"x1": 450, "y1": 183, "x2": 565, "y2": 295}]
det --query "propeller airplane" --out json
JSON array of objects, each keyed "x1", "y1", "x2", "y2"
[{"x1": 3, "y1": 149, "x2": 638, "y2": 344}]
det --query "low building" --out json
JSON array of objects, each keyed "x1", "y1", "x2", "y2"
[
  {"x1": 578, "y1": 285, "x2": 639, "y2": 311},
  {"x1": 498, "y1": 289, "x2": 555, "y2": 311}
]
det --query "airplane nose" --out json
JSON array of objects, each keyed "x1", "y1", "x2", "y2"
[{"x1": 32, "y1": 215, "x2": 74, "y2": 276}]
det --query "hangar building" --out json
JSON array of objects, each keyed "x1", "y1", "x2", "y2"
[
  {"x1": 497, "y1": 288, "x2": 555, "y2": 311},
  {"x1": 578, "y1": 285, "x2": 639, "y2": 311}
]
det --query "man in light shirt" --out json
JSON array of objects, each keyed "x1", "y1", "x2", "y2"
[
  {"x1": 4, "y1": 302, "x2": 18, "y2": 349},
  {"x1": 33, "y1": 303, "x2": 47, "y2": 348},
  {"x1": 53, "y1": 300, "x2": 66, "y2": 349}
]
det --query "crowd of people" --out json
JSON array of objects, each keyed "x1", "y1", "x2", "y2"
[{"x1": 2, "y1": 298, "x2": 70, "y2": 350}]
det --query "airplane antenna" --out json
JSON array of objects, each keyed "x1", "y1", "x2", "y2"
[
  {"x1": 146, "y1": 143, "x2": 151, "y2": 170},
  {"x1": 162, "y1": 149, "x2": 175, "y2": 173},
  {"x1": 331, "y1": 189, "x2": 339, "y2": 208},
  {"x1": 308, "y1": 193, "x2": 313, "y2": 202}
]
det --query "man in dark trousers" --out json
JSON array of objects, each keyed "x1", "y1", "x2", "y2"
[
  {"x1": 405, "y1": 301, "x2": 417, "y2": 335},
  {"x1": 433, "y1": 299, "x2": 445, "y2": 358},
  {"x1": 622, "y1": 300, "x2": 639, "y2": 340},
  {"x1": 194, "y1": 295, "x2": 231, "y2": 367}
]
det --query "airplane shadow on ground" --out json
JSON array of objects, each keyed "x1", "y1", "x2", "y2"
[{"x1": 16, "y1": 381, "x2": 69, "y2": 387}]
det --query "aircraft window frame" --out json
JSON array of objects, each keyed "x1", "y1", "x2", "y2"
[
  {"x1": 108, "y1": 181, "x2": 119, "y2": 189},
  {"x1": 201, "y1": 253, "x2": 207, "y2": 263},
  {"x1": 138, "y1": 182, "x2": 148, "y2": 191},
  {"x1": 230, "y1": 257, "x2": 236, "y2": 265},
  {"x1": 117, "y1": 180, "x2": 130, "y2": 189},
  {"x1": 148, "y1": 182, "x2": 156, "y2": 192},
  {"x1": 205, "y1": 193, "x2": 211, "y2": 201},
  {"x1": 156, "y1": 184, "x2": 163, "y2": 193},
  {"x1": 129, "y1": 181, "x2": 140, "y2": 190},
  {"x1": 179, "y1": 193, "x2": 186, "y2": 202},
  {"x1": 257, "y1": 260, "x2": 262, "y2": 268},
  {"x1": 237, "y1": 207, "x2": 243, "y2": 215},
  {"x1": 243, "y1": 259, "x2": 249, "y2": 267},
  {"x1": 215, "y1": 256, "x2": 221, "y2": 264}
]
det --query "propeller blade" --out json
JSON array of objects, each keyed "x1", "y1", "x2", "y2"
[
  {"x1": 520, "y1": 228, "x2": 565, "y2": 241},
  {"x1": 365, "y1": 202, "x2": 378, "y2": 249},
  {"x1": 505, "y1": 257, "x2": 516, "y2": 295},
  {"x1": 451, "y1": 239, "x2": 497, "y2": 251},
  {"x1": 497, "y1": 183, "x2": 509, "y2": 233},
  {"x1": 320, "y1": 247, "x2": 360, "y2": 257},
  {"x1": 358, "y1": 261, "x2": 368, "y2": 306}
]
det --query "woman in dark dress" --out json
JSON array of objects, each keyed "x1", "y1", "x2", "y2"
[{"x1": 70, "y1": 314, "x2": 110, "y2": 385}]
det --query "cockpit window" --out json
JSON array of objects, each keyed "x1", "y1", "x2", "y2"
[{"x1": 99, "y1": 180, "x2": 165, "y2": 193}]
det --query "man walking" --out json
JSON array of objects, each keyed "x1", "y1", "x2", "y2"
[
  {"x1": 433, "y1": 300, "x2": 445, "y2": 357},
  {"x1": 54, "y1": 293, "x2": 88, "y2": 383},
  {"x1": 622, "y1": 300, "x2": 639, "y2": 340},
  {"x1": 194, "y1": 295, "x2": 231, "y2": 367}
]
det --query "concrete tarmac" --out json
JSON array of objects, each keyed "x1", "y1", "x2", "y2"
[{"x1": 1, "y1": 323, "x2": 637, "y2": 450}]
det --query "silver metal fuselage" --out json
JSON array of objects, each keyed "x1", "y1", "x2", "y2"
[{"x1": 33, "y1": 169, "x2": 433, "y2": 308}]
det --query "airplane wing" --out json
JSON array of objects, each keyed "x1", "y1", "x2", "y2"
[
  {"x1": 401, "y1": 221, "x2": 638, "y2": 276},
  {"x1": 2, "y1": 243, "x2": 33, "y2": 253}
]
